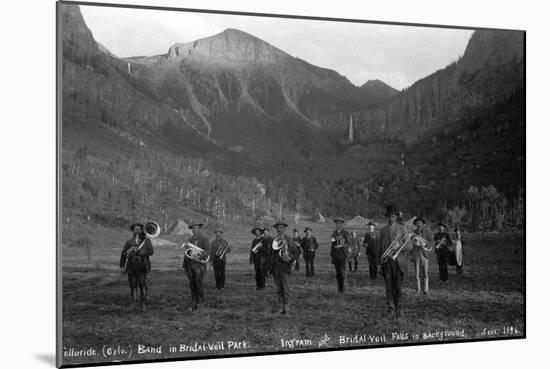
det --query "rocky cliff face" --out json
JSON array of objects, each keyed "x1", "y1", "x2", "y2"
[{"x1": 353, "y1": 30, "x2": 524, "y2": 144}]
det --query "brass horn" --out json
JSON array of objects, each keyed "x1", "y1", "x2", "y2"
[
  {"x1": 144, "y1": 221, "x2": 161, "y2": 239},
  {"x1": 181, "y1": 242, "x2": 210, "y2": 264}
]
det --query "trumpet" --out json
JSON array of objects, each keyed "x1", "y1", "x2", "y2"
[
  {"x1": 412, "y1": 234, "x2": 432, "y2": 252},
  {"x1": 181, "y1": 241, "x2": 210, "y2": 264},
  {"x1": 251, "y1": 239, "x2": 263, "y2": 254},
  {"x1": 381, "y1": 232, "x2": 414, "y2": 263}
]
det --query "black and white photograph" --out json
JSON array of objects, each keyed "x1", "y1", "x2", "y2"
[{"x1": 56, "y1": 0, "x2": 525, "y2": 367}]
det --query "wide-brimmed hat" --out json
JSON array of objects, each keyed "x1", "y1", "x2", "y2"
[
  {"x1": 436, "y1": 222, "x2": 447, "y2": 229},
  {"x1": 367, "y1": 221, "x2": 376, "y2": 227},
  {"x1": 262, "y1": 227, "x2": 270, "y2": 233},
  {"x1": 333, "y1": 217, "x2": 345, "y2": 223},
  {"x1": 188, "y1": 220, "x2": 203, "y2": 229},
  {"x1": 304, "y1": 227, "x2": 313, "y2": 232},
  {"x1": 130, "y1": 223, "x2": 144, "y2": 231},
  {"x1": 251, "y1": 227, "x2": 263, "y2": 234},
  {"x1": 414, "y1": 217, "x2": 426, "y2": 224},
  {"x1": 273, "y1": 220, "x2": 288, "y2": 228},
  {"x1": 214, "y1": 229, "x2": 224, "y2": 234},
  {"x1": 384, "y1": 205, "x2": 399, "y2": 217}
]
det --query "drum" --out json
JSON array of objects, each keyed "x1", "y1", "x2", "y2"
[{"x1": 455, "y1": 240, "x2": 464, "y2": 267}]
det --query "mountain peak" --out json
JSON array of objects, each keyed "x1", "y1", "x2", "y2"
[
  {"x1": 359, "y1": 79, "x2": 399, "y2": 98},
  {"x1": 166, "y1": 28, "x2": 285, "y2": 63}
]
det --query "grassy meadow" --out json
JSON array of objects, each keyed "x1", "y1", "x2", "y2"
[{"x1": 61, "y1": 220, "x2": 524, "y2": 366}]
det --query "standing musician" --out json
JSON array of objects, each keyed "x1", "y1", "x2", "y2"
[
  {"x1": 348, "y1": 231, "x2": 361, "y2": 273},
  {"x1": 267, "y1": 220, "x2": 300, "y2": 314},
  {"x1": 209, "y1": 229, "x2": 230, "y2": 290},
  {"x1": 434, "y1": 222, "x2": 452, "y2": 282},
  {"x1": 363, "y1": 221, "x2": 380, "y2": 280},
  {"x1": 411, "y1": 217, "x2": 432, "y2": 295},
  {"x1": 300, "y1": 227, "x2": 319, "y2": 277},
  {"x1": 379, "y1": 205, "x2": 414, "y2": 318},
  {"x1": 182, "y1": 220, "x2": 210, "y2": 311},
  {"x1": 120, "y1": 223, "x2": 154, "y2": 305},
  {"x1": 292, "y1": 228, "x2": 302, "y2": 272},
  {"x1": 250, "y1": 227, "x2": 268, "y2": 290},
  {"x1": 330, "y1": 217, "x2": 350, "y2": 293}
]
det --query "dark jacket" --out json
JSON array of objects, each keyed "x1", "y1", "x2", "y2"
[
  {"x1": 330, "y1": 229, "x2": 350, "y2": 261},
  {"x1": 210, "y1": 238, "x2": 230, "y2": 262},
  {"x1": 301, "y1": 236, "x2": 319, "y2": 258},
  {"x1": 434, "y1": 232, "x2": 452, "y2": 256},
  {"x1": 249, "y1": 236, "x2": 268, "y2": 264},
  {"x1": 293, "y1": 236, "x2": 303, "y2": 256},
  {"x1": 363, "y1": 230, "x2": 380, "y2": 259},
  {"x1": 120, "y1": 236, "x2": 154, "y2": 273},
  {"x1": 267, "y1": 234, "x2": 300, "y2": 274},
  {"x1": 182, "y1": 233, "x2": 210, "y2": 268}
]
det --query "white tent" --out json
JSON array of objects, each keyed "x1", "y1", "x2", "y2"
[
  {"x1": 315, "y1": 212, "x2": 326, "y2": 223},
  {"x1": 346, "y1": 215, "x2": 368, "y2": 227},
  {"x1": 169, "y1": 219, "x2": 192, "y2": 236}
]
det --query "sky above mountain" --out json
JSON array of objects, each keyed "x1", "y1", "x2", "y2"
[{"x1": 81, "y1": 5, "x2": 473, "y2": 90}]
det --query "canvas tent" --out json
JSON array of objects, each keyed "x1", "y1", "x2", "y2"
[
  {"x1": 169, "y1": 219, "x2": 192, "y2": 236},
  {"x1": 314, "y1": 212, "x2": 326, "y2": 223},
  {"x1": 403, "y1": 216, "x2": 417, "y2": 231},
  {"x1": 346, "y1": 215, "x2": 369, "y2": 227}
]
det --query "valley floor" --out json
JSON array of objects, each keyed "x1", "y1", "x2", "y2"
[{"x1": 60, "y1": 227, "x2": 524, "y2": 366}]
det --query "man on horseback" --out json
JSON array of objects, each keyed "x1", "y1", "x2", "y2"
[{"x1": 120, "y1": 223, "x2": 154, "y2": 306}]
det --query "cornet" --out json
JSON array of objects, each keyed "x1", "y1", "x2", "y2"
[
  {"x1": 412, "y1": 234, "x2": 432, "y2": 252},
  {"x1": 181, "y1": 241, "x2": 210, "y2": 264},
  {"x1": 251, "y1": 239, "x2": 263, "y2": 254}
]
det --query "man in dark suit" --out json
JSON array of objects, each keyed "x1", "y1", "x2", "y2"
[
  {"x1": 267, "y1": 220, "x2": 300, "y2": 314},
  {"x1": 301, "y1": 227, "x2": 319, "y2": 277},
  {"x1": 209, "y1": 229, "x2": 230, "y2": 290},
  {"x1": 120, "y1": 223, "x2": 154, "y2": 305},
  {"x1": 330, "y1": 217, "x2": 350, "y2": 293},
  {"x1": 363, "y1": 221, "x2": 380, "y2": 279},
  {"x1": 379, "y1": 205, "x2": 413, "y2": 318},
  {"x1": 434, "y1": 223, "x2": 452, "y2": 282},
  {"x1": 182, "y1": 220, "x2": 210, "y2": 311},
  {"x1": 250, "y1": 227, "x2": 267, "y2": 290}
]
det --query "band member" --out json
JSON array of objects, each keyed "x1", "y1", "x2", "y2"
[
  {"x1": 434, "y1": 222, "x2": 452, "y2": 282},
  {"x1": 330, "y1": 217, "x2": 350, "y2": 293},
  {"x1": 411, "y1": 217, "x2": 432, "y2": 295},
  {"x1": 182, "y1": 220, "x2": 210, "y2": 310},
  {"x1": 300, "y1": 227, "x2": 319, "y2": 277},
  {"x1": 267, "y1": 220, "x2": 300, "y2": 314},
  {"x1": 250, "y1": 227, "x2": 268, "y2": 290},
  {"x1": 210, "y1": 229, "x2": 230, "y2": 290},
  {"x1": 379, "y1": 205, "x2": 413, "y2": 318},
  {"x1": 348, "y1": 231, "x2": 360, "y2": 272},
  {"x1": 363, "y1": 221, "x2": 380, "y2": 279},
  {"x1": 292, "y1": 228, "x2": 302, "y2": 272},
  {"x1": 120, "y1": 223, "x2": 154, "y2": 305}
]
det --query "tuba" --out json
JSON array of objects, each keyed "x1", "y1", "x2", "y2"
[
  {"x1": 144, "y1": 221, "x2": 161, "y2": 239},
  {"x1": 124, "y1": 220, "x2": 160, "y2": 269},
  {"x1": 181, "y1": 241, "x2": 210, "y2": 264}
]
